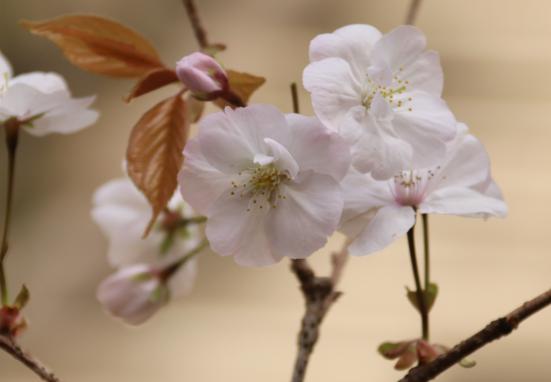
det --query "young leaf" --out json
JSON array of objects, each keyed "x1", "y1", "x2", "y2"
[
  {"x1": 406, "y1": 282, "x2": 439, "y2": 313},
  {"x1": 22, "y1": 15, "x2": 164, "y2": 78},
  {"x1": 378, "y1": 341, "x2": 410, "y2": 360},
  {"x1": 13, "y1": 285, "x2": 30, "y2": 310},
  {"x1": 214, "y1": 70, "x2": 265, "y2": 108},
  {"x1": 459, "y1": 357, "x2": 477, "y2": 368},
  {"x1": 126, "y1": 68, "x2": 179, "y2": 102},
  {"x1": 127, "y1": 93, "x2": 189, "y2": 236}
]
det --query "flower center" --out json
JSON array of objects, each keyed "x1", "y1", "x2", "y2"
[
  {"x1": 392, "y1": 168, "x2": 438, "y2": 207},
  {"x1": 362, "y1": 67, "x2": 413, "y2": 112},
  {"x1": 230, "y1": 164, "x2": 289, "y2": 211}
]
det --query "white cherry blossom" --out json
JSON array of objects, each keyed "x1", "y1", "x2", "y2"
[
  {"x1": 303, "y1": 24, "x2": 457, "y2": 179},
  {"x1": 0, "y1": 51, "x2": 98, "y2": 136},
  {"x1": 93, "y1": 177, "x2": 201, "y2": 324},
  {"x1": 340, "y1": 124, "x2": 507, "y2": 256},
  {"x1": 179, "y1": 104, "x2": 350, "y2": 266}
]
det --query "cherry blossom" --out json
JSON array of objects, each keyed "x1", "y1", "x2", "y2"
[
  {"x1": 92, "y1": 177, "x2": 201, "y2": 324},
  {"x1": 179, "y1": 104, "x2": 350, "y2": 266},
  {"x1": 0, "y1": 51, "x2": 98, "y2": 136},
  {"x1": 176, "y1": 52, "x2": 228, "y2": 99},
  {"x1": 340, "y1": 124, "x2": 507, "y2": 256},
  {"x1": 303, "y1": 24, "x2": 457, "y2": 179}
]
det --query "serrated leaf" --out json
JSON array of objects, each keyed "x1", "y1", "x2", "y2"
[
  {"x1": 22, "y1": 15, "x2": 163, "y2": 78},
  {"x1": 406, "y1": 282, "x2": 439, "y2": 313},
  {"x1": 127, "y1": 93, "x2": 189, "y2": 236},
  {"x1": 459, "y1": 357, "x2": 477, "y2": 368},
  {"x1": 214, "y1": 70, "x2": 265, "y2": 108},
  {"x1": 13, "y1": 285, "x2": 30, "y2": 310},
  {"x1": 126, "y1": 68, "x2": 179, "y2": 102}
]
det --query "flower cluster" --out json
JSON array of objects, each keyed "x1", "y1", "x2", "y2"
[
  {"x1": 179, "y1": 24, "x2": 506, "y2": 266},
  {"x1": 92, "y1": 176, "x2": 205, "y2": 325}
]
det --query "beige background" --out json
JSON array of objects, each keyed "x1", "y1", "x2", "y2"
[{"x1": 1, "y1": 0, "x2": 550, "y2": 381}]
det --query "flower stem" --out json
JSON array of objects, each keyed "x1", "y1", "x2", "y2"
[
  {"x1": 0, "y1": 119, "x2": 20, "y2": 306},
  {"x1": 160, "y1": 239, "x2": 208, "y2": 281},
  {"x1": 407, "y1": 224, "x2": 429, "y2": 340},
  {"x1": 421, "y1": 214, "x2": 430, "y2": 290},
  {"x1": 405, "y1": 0, "x2": 423, "y2": 25}
]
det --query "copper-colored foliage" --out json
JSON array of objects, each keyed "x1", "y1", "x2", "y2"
[
  {"x1": 215, "y1": 70, "x2": 266, "y2": 108},
  {"x1": 126, "y1": 93, "x2": 189, "y2": 236},
  {"x1": 22, "y1": 15, "x2": 164, "y2": 78},
  {"x1": 126, "y1": 68, "x2": 179, "y2": 102}
]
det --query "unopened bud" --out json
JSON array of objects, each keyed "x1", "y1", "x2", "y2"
[
  {"x1": 0, "y1": 306, "x2": 27, "y2": 337},
  {"x1": 176, "y1": 52, "x2": 228, "y2": 99}
]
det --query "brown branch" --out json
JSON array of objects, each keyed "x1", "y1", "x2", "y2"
[
  {"x1": 0, "y1": 335, "x2": 60, "y2": 382},
  {"x1": 182, "y1": 0, "x2": 210, "y2": 49},
  {"x1": 399, "y1": 288, "x2": 551, "y2": 382},
  {"x1": 289, "y1": 243, "x2": 349, "y2": 382},
  {"x1": 405, "y1": 0, "x2": 423, "y2": 25}
]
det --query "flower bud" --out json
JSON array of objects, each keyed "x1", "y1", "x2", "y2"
[
  {"x1": 175, "y1": 52, "x2": 228, "y2": 99},
  {"x1": 0, "y1": 306, "x2": 27, "y2": 337},
  {"x1": 97, "y1": 264, "x2": 168, "y2": 325}
]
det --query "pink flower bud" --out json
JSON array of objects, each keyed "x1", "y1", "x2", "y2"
[
  {"x1": 176, "y1": 52, "x2": 228, "y2": 98},
  {"x1": 97, "y1": 264, "x2": 168, "y2": 325},
  {"x1": 0, "y1": 306, "x2": 26, "y2": 337}
]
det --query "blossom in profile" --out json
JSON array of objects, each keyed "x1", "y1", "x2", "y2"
[
  {"x1": 92, "y1": 177, "x2": 201, "y2": 325},
  {"x1": 179, "y1": 104, "x2": 350, "y2": 266},
  {"x1": 176, "y1": 52, "x2": 228, "y2": 99},
  {"x1": 0, "y1": 50, "x2": 98, "y2": 136},
  {"x1": 340, "y1": 124, "x2": 507, "y2": 256},
  {"x1": 303, "y1": 24, "x2": 456, "y2": 179}
]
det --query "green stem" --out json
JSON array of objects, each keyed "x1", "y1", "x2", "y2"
[
  {"x1": 421, "y1": 214, "x2": 430, "y2": 290},
  {"x1": 0, "y1": 119, "x2": 20, "y2": 306},
  {"x1": 407, "y1": 224, "x2": 429, "y2": 340},
  {"x1": 161, "y1": 239, "x2": 208, "y2": 281}
]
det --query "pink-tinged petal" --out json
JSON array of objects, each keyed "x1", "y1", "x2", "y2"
[
  {"x1": 266, "y1": 173, "x2": 342, "y2": 260},
  {"x1": 198, "y1": 105, "x2": 290, "y2": 173},
  {"x1": 394, "y1": 91, "x2": 457, "y2": 142},
  {"x1": 0, "y1": 51, "x2": 12, "y2": 79},
  {"x1": 205, "y1": 191, "x2": 278, "y2": 266},
  {"x1": 303, "y1": 57, "x2": 362, "y2": 129},
  {"x1": 420, "y1": 187, "x2": 507, "y2": 218},
  {"x1": 28, "y1": 96, "x2": 98, "y2": 136},
  {"x1": 400, "y1": 50, "x2": 443, "y2": 96},
  {"x1": 393, "y1": 124, "x2": 447, "y2": 170},
  {"x1": 10, "y1": 72, "x2": 69, "y2": 94},
  {"x1": 352, "y1": 117, "x2": 413, "y2": 180},
  {"x1": 371, "y1": 25, "x2": 427, "y2": 71},
  {"x1": 428, "y1": 131, "x2": 491, "y2": 192},
  {"x1": 180, "y1": 138, "x2": 233, "y2": 215},
  {"x1": 347, "y1": 205, "x2": 415, "y2": 256},
  {"x1": 97, "y1": 264, "x2": 165, "y2": 325},
  {"x1": 0, "y1": 83, "x2": 65, "y2": 119},
  {"x1": 176, "y1": 52, "x2": 228, "y2": 95},
  {"x1": 309, "y1": 24, "x2": 382, "y2": 76},
  {"x1": 167, "y1": 257, "x2": 198, "y2": 298},
  {"x1": 285, "y1": 114, "x2": 351, "y2": 180},
  {"x1": 263, "y1": 138, "x2": 299, "y2": 178},
  {"x1": 340, "y1": 169, "x2": 394, "y2": 225}
]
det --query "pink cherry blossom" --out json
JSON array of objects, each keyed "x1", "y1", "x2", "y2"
[{"x1": 176, "y1": 52, "x2": 228, "y2": 98}]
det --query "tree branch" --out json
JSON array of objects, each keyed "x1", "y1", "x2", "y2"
[
  {"x1": 289, "y1": 243, "x2": 349, "y2": 382},
  {"x1": 405, "y1": 0, "x2": 423, "y2": 25},
  {"x1": 399, "y1": 288, "x2": 551, "y2": 382},
  {"x1": 0, "y1": 335, "x2": 60, "y2": 382},
  {"x1": 181, "y1": 0, "x2": 210, "y2": 49}
]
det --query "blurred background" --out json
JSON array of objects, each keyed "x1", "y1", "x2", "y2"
[{"x1": 0, "y1": 0, "x2": 550, "y2": 381}]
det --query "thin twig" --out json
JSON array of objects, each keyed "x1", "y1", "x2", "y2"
[
  {"x1": 289, "y1": 243, "x2": 348, "y2": 382},
  {"x1": 182, "y1": 0, "x2": 210, "y2": 49},
  {"x1": 405, "y1": 0, "x2": 423, "y2": 25},
  {"x1": 421, "y1": 214, "x2": 430, "y2": 290},
  {"x1": 0, "y1": 335, "x2": 60, "y2": 382},
  {"x1": 406, "y1": 226, "x2": 429, "y2": 340},
  {"x1": 399, "y1": 288, "x2": 551, "y2": 382}
]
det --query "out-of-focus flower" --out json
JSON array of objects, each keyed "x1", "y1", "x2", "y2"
[
  {"x1": 176, "y1": 52, "x2": 228, "y2": 100},
  {"x1": 93, "y1": 177, "x2": 202, "y2": 325},
  {"x1": 340, "y1": 124, "x2": 507, "y2": 256},
  {"x1": 96, "y1": 264, "x2": 168, "y2": 326},
  {"x1": 0, "y1": 51, "x2": 98, "y2": 136},
  {"x1": 303, "y1": 24, "x2": 456, "y2": 179},
  {"x1": 179, "y1": 104, "x2": 350, "y2": 266}
]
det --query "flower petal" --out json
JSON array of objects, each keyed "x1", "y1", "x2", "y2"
[
  {"x1": 285, "y1": 114, "x2": 351, "y2": 180},
  {"x1": 347, "y1": 205, "x2": 415, "y2": 256},
  {"x1": 420, "y1": 187, "x2": 507, "y2": 218},
  {"x1": 0, "y1": 51, "x2": 12, "y2": 79},
  {"x1": 266, "y1": 173, "x2": 343, "y2": 259},
  {"x1": 400, "y1": 50, "x2": 443, "y2": 96},
  {"x1": 10, "y1": 72, "x2": 69, "y2": 94},
  {"x1": 303, "y1": 57, "x2": 362, "y2": 129},
  {"x1": 371, "y1": 26, "x2": 426, "y2": 71},
  {"x1": 264, "y1": 137, "x2": 299, "y2": 178}
]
